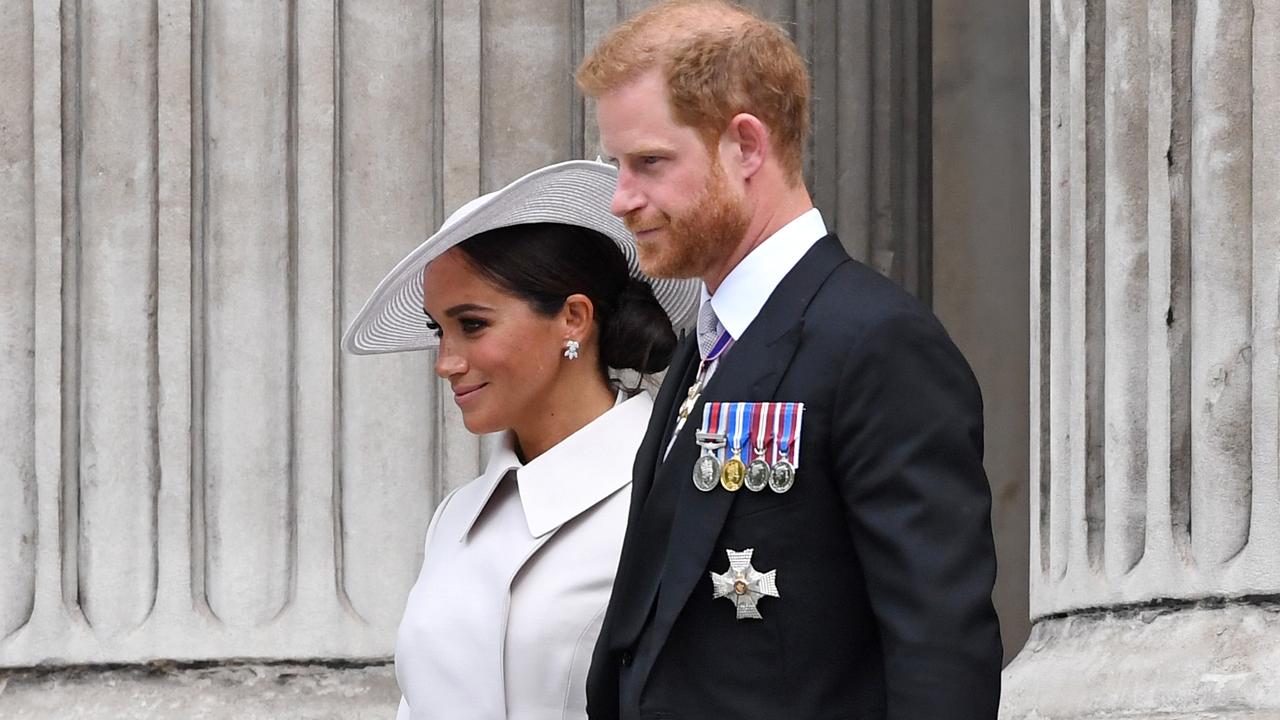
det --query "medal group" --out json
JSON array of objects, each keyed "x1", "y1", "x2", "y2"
[{"x1": 693, "y1": 401, "x2": 804, "y2": 493}]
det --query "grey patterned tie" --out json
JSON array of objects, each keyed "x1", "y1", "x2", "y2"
[{"x1": 697, "y1": 301, "x2": 723, "y2": 361}]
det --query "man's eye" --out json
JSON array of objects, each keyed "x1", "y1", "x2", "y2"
[{"x1": 642, "y1": 156, "x2": 661, "y2": 165}]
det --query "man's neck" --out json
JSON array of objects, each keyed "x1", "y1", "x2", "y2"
[{"x1": 703, "y1": 190, "x2": 815, "y2": 295}]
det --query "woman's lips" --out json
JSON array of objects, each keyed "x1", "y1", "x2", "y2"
[{"x1": 452, "y1": 383, "x2": 487, "y2": 405}]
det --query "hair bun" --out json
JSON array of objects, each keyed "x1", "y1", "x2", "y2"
[{"x1": 600, "y1": 277, "x2": 677, "y2": 374}]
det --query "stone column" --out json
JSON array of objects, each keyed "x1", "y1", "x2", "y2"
[
  {"x1": 1002, "y1": 0, "x2": 1280, "y2": 717},
  {"x1": 0, "y1": 1, "x2": 479, "y2": 715}
]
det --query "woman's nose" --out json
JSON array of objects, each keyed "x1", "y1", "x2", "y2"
[{"x1": 434, "y1": 345, "x2": 466, "y2": 378}]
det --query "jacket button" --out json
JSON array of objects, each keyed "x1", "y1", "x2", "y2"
[{"x1": 620, "y1": 651, "x2": 634, "y2": 668}]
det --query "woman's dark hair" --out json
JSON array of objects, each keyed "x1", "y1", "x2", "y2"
[{"x1": 454, "y1": 222, "x2": 676, "y2": 375}]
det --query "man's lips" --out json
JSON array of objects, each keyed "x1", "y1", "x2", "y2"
[
  {"x1": 452, "y1": 383, "x2": 487, "y2": 404},
  {"x1": 630, "y1": 225, "x2": 665, "y2": 239},
  {"x1": 625, "y1": 212, "x2": 666, "y2": 236}
]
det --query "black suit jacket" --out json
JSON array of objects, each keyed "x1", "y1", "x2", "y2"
[{"x1": 587, "y1": 235, "x2": 1002, "y2": 720}]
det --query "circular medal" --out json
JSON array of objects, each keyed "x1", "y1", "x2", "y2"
[
  {"x1": 720, "y1": 457, "x2": 746, "y2": 492},
  {"x1": 768, "y1": 459, "x2": 796, "y2": 493},
  {"x1": 693, "y1": 453, "x2": 721, "y2": 492},
  {"x1": 745, "y1": 458, "x2": 771, "y2": 492}
]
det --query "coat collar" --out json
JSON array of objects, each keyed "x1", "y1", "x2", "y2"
[{"x1": 457, "y1": 391, "x2": 652, "y2": 541}]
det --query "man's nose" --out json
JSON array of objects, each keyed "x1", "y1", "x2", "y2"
[{"x1": 610, "y1": 173, "x2": 644, "y2": 218}]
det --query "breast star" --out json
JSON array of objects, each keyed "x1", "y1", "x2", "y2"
[{"x1": 710, "y1": 548, "x2": 779, "y2": 620}]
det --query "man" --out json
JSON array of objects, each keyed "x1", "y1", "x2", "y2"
[{"x1": 577, "y1": 2, "x2": 1003, "y2": 719}]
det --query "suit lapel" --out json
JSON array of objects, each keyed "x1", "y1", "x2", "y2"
[
  {"x1": 641, "y1": 235, "x2": 851, "y2": 665},
  {"x1": 628, "y1": 332, "x2": 698, "y2": 526},
  {"x1": 645, "y1": 320, "x2": 804, "y2": 639}
]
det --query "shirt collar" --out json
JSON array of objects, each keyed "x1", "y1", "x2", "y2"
[
  {"x1": 458, "y1": 391, "x2": 651, "y2": 540},
  {"x1": 703, "y1": 207, "x2": 828, "y2": 340}
]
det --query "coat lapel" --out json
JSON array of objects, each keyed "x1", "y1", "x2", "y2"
[
  {"x1": 640, "y1": 234, "x2": 851, "y2": 664},
  {"x1": 604, "y1": 330, "x2": 699, "y2": 647}
]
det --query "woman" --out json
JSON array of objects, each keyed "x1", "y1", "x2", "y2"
[{"x1": 342, "y1": 161, "x2": 698, "y2": 719}]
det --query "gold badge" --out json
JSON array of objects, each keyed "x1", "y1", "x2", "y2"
[{"x1": 720, "y1": 457, "x2": 746, "y2": 492}]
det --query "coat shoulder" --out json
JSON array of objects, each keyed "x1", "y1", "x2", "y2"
[{"x1": 808, "y1": 257, "x2": 952, "y2": 348}]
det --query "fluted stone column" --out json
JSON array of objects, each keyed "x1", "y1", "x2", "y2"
[{"x1": 1002, "y1": 0, "x2": 1280, "y2": 717}]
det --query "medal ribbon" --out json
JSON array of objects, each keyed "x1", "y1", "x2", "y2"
[
  {"x1": 770, "y1": 403, "x2": 784, "y2": 464},
  {"x1": 778, "y1": 403, "x2": 797, "y2": 466},
  {"x1": 672, "y1": 330, "x2": 735, "y2": 447},
  {"x1": 791, "y1": 403, "x2": 805, "y2": 469},
  {"x1": 718, "y1": 402, "x2": 732, "y2": 463},
  {"x1": 727, "y1": 402, "x2": 749, "y2": 460},
  {"x1": 703, "y1": 328, "x2": 733, "y2": 363},
  {"x1": 750, "y1": 402, "x2": 770, "y2": 464},
  {"x1": 703, "y1": 401, "x2": 722, "y2": 440}
]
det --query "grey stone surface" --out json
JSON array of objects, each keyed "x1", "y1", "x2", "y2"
[
  {"x1": 0, "y1": 0, "x2": 37, "y2": 645},
  {"x1": 1006, "y1": 0, "x2": 1280, "y2": 715},
  {"x1": 1025, "y1": 0, "x2": 1280, "y2": 621},
  {"x1": 933, "y1": 0, "x2": 1032, "y2": 664},
  {"x1": 3, "y1": 0, "x2": 481, "y2": 671},
  {"x1": 1002, "y1": 603, "x2": 1280, "y2": 719},
  {"x1": 0, "y1": 664, "x2": 399, "y2": 719},
  {"x1": 73, "y1": 0, "x2": 161, "y2": 635}
]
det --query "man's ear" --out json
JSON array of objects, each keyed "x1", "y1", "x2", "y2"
[{"x1": 725, "y1": 113, "x2": 769, "y2": 180}]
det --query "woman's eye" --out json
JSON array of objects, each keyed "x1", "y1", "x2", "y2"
[
  {"x1": 459, "y1": 318, "x2": 487, "y2": 334},
  {"x1": 425, "y1": 319, "x2": 441, "y2": 338}
]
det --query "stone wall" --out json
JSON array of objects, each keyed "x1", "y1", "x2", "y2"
[
  {"x1": 933, "y1": 0, "x2": 1033, "y2": 663},
  {"x1": 1002, "y1": 0, "x2": 1280, "y2": 716}
]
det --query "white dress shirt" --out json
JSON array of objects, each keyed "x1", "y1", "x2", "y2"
[
  {"x1": 395, "y1": 392, "x2": 652, "y2": 720},
  {"x1": 664, "y1": 208, "x2": 828, "y2": 455},
  {"x1": 702, "y1": 207, "x2": 828, "y2": 350}
]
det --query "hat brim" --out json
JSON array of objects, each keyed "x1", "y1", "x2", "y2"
[{"x1": 342, "y1": 160, "x2": 700, "y2": 356}]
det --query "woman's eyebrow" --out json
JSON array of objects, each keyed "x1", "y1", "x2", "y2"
[{"x1": 444, "y1": 303, "x2": 493, "y2": 318}]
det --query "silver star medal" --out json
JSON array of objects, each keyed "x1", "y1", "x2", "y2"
[{"x1": 710, "y1": 548, "x2": 779, "y2": 620}]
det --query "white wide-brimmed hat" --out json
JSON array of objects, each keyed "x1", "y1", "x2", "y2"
[{"x1": 342, "y1": 160, "x2": 700, "y2": 355}]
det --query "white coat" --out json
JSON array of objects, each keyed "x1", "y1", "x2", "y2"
[{"x1": 394, "y1": 392, "x2": 651, "y2": 720}]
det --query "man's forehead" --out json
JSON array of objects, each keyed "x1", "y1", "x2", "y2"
[{"x1": 594, "y1": 72, "x2": 685, "y2": 155}]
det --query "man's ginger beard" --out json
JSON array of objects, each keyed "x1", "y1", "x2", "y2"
[{"x1": 624, "y1": 160, "x2": 750, "y2": 280}]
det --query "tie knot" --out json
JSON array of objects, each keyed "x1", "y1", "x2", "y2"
[{"x1": 697, "y1": 302, "x2": 723, "y2": 361}]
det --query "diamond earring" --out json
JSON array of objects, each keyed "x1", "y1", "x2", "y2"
[{"x1": 563, "y1": 339, "x2": 580, "y2": 360}]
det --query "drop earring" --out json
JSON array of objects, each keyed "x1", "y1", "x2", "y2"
[{"x1": 563, "y1": 339, "x2": 580, "y2": 360}]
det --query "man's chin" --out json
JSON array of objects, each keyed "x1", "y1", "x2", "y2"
[{"x1": 636, "y1": 248, "x2": 700, "y2": 280}]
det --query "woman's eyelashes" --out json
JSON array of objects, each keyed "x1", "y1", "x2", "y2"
[
  {"x1": 457, "y1": 317, "x2": 488, "y2": 334},
  {"x1": 426, "y1": 316, "x2": 488, "y2": 339}
]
